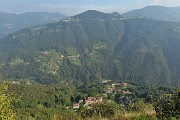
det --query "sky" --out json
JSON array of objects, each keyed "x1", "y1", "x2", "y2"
[{"x1": 0, "y1": 0, "x2": 180, "y2": 16}]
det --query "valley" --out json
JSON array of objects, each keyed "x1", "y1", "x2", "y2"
[{"x1": 0, "y1": 4, "x2": 180, "y2": 120}]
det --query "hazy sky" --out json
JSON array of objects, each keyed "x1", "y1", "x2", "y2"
[{"x1": 0, "y1": 0, "x2": 180, "y2": 16}]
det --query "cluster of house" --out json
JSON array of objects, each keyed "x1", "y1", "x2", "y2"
[
  {"x1": 73, "y1": 97, "x2": 103, "y2": 110},
  {"x1": 41, "y1": 50, "x2": 80, "y2": 62},
  {"x1": 11, "y1": 80, "x2": 31, "y2": 85},
  {"x1": 67, "y1": 55, "x2": 80, "y2": 61},
  {"x1": 102, "y1": 81, "x2": 132, "y2": 95},
  {"x1": 62, "y1": 18, "x2": 80, "y2": 23},
  {"x1": 72, "y1": 81, "x2": 132, "y2": 110}
]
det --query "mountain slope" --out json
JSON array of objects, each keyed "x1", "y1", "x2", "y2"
[
  {"x1": 123, "y1": 6, "x2": 180, "y2": 22},
  {"x1": 0, "y1": 10, "x2": 180, "y2": 86},
  {"x1": 0, "y1": 12, "x2": 67, "y2": 38}
]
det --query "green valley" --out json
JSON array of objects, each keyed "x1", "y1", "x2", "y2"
[{"x1": 0, "y1": 7, "x2": 179, "y2": 120}]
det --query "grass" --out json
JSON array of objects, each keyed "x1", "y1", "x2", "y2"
[
  {"x1": 10, "y1": 58, "x2": 24, "y2": 66},
  {"x1": 65, "y1": 46, "x2": 79, "y2": 56},
  {"x1": 93, "y1": 42, "x2": 107, "y2": 50},
  {"x1": 71, "y1": 60, "x2": 81, "y2": 66},
  {"x1": 36, "y1": 50, "x2": 65, "y2": 74}
]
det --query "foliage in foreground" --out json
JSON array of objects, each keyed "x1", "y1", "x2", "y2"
[
  {"x1": 154, "y1": 89, "x2": 180, "y2": 119},
  {"x1": 2, "y1": 80, "x2": 179, "y2": 120},
  {"x1": 75, "y1": 100, "x2": 157, "y2": 120},
  {"x1": 0, "y1": 82, "x2": 17, "y2": 120}
]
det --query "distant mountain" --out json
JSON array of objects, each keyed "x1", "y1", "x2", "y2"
[
  {"x1": 123, "y1": 6, "x2": 180, "y2": 22},
  {"x1": 0, "y1": 12, "x2": 67, "y2": 38},
  {"x1": 0, "y1": 10, "x2": 180, "y2": 86}
]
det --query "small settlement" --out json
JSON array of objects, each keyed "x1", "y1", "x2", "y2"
[
  {"x1": 73, "y1": 97, "x2": 103, "y2": 110},
  {"x1": 103, "y1": 81, "x2": 132, "y2": 95},
  {"x1": 72, "y1": 80, "x2": 133, "y2": 110}
]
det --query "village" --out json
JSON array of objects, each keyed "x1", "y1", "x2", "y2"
[
  {"x1": 72, "y1": 97, "x2": 103, "y2": 110},
  {"x1": 102, "y1": 80, "x2": 130, "y2": 94},
  {"x1": 72, "y1": 80, "x2": 133, "y2": 110}
]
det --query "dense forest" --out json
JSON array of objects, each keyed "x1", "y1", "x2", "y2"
[{"x1": 0, "y1": 10, "x2": 180, "y2": 86}]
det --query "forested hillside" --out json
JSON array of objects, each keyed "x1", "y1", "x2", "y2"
[
  {"x1": 6, "y1": 80, "x2": 177, "y2": 120},
  {"x1": 0, "y1": 10, "x2": 180, "y2": 86},
  {"x1": 0, "y1": 12, "x2": 66, "y2": 38}
]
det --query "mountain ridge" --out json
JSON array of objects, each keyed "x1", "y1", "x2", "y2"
[
  {"x1": 0, "y1": 12, "x2": 67, "y2": 39},
  {"x1": 123, "y1": 5, "x2": 180, "y2": 22},
  {"x1": 0, "y1": 10, "x2": 180, "y2": 86}
]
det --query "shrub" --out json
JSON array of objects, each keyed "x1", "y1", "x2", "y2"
[{"x1": 154, "y1": 89, "x2": 180, "y2": 119}]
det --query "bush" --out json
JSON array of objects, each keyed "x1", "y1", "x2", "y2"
[
  {"x1": 0, "y1": 82, "x2": 17, "y2": 120},
  {"x1": 154, "y1": 89, "x2": 180, "y2": 119},
  {"x1": 93, "y1": 101, "x2": 119, "y2": 118},
  {"x1": 127, "y1": 99, "x2": 147, "y2": 112}
]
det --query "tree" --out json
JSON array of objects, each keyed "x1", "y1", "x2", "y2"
[
  {"x1": 154, "y1": 89, "x2": 180, "y2": 119},
  {"x1": 0, "y1": 82, "x2": 17, "y2": 120},
  {"x1": 93, "y1": 101, "x2": 118, "y2": 118}
]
